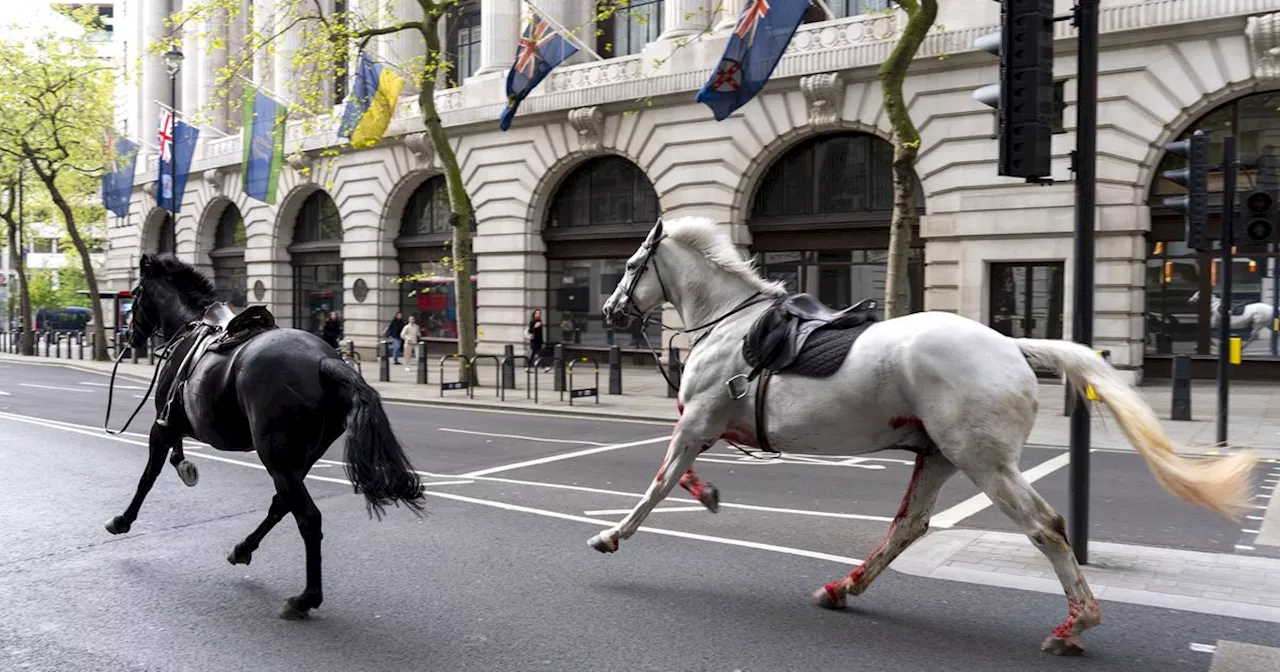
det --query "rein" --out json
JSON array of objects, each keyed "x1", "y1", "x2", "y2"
[{"x1": 102, "y1": 325, "x2": 191, "y2": 436}]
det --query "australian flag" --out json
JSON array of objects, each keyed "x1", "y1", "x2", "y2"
[
  {"x1": 500, "y1": 14, "x2": 578, "y2": 131},
  {"x1": 695, "y1": 0, "x2": 811, "y2": 121}
]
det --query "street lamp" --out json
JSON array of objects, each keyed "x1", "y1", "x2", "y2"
[{"x1": 163, "y1": 47, "x2": 183, "y2": 252}]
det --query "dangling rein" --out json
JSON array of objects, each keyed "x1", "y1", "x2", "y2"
[{"x1": 102, "y1": 329, "x2": 189, "y2": 436}]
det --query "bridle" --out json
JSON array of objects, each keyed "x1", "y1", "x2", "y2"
[{"x1": 102, "y1": 280, "x2": 192, "y2": 436}]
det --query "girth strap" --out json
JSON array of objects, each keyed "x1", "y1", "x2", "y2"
[{"x1": 752, "y1": 368, "x2": 777, "y2": 455}]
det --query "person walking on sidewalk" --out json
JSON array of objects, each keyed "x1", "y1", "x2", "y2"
[
  {"x1": 321, "y1": 311, "x2": 343, "y2": 351},
  {"x1": 526, "y1": 309, "x2": 550, "y2": 373},
  {"x1": 400, "y1": 316, "x2": 420, "y2": 372},
  {"x1": 385, "y1": 311, "x2": 406, "y2": 365}
]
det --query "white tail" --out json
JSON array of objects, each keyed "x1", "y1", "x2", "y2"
[{"x1": 1015, "y1": 338, "x2": 1257, "y2": 521}]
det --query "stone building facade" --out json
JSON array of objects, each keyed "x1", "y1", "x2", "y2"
[{"x1": 107, "y1": 0, "x2": 1280, "y2": 380}]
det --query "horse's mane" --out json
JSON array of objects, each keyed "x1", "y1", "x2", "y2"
[
  {"x1": 663, "y1": 217, "x2": 788, "y2": 296},
  {"x1": 147, "y1": 255, "x2": 218, "y2": 310}
]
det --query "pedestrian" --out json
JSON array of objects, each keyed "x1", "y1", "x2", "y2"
[
  {"x1": 526, "y1": 309, "x2": 550, "y2": 372},
  {"x1": 400, "y1": 315, "x2": 420, "y2": 372},
  {"x1": 385, "y1": 310, "x2": 406, "y2": 365},
  {"x1": 321, "y1": 310, "x2": 343, "y2": 350}
]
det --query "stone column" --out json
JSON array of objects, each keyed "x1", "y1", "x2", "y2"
[
  {"x1": 141, "y1": 0, "x2": 171, "y2": 137},
  {"x1": 384, "y1": 0, "x2": 425, "y2": 93},
  {"x1": 254, "y1": 0, "x2": 276, "y2": 93},
  {"x1": 715, "y1": 0, "x2": 745, "y2": 31},
  {"x1": 201, "y1": 8, "x2": 229, "y2": 131},
  {"x1": 660, "y1": 0, "x2": 712, "y2": 41},
  {"x1": 181, "y1": 17, "x2": 203, "y2": 125},
  {"x1": 475, "y1": 0, "x2": 520, "y2": 76}
]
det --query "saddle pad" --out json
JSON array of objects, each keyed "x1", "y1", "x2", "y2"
[{"x1": 780, "y1": 323, "x2": 872, "y2": 378}]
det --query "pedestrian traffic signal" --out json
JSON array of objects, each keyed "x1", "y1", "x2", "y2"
[
  {"x1": 1241, "y1": 188, "x2": 1277, "y2": 244},
  {"x1": 972, "y1": 0, "x2": 1055, "y2": 180},
  {"x1": 1162, "y1": 131, "x2": 1210, "y2": 251}
]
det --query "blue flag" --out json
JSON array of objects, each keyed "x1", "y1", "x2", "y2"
[
  {"x1": 102, "y1": 134, "x2": 138, "y2": 219},
  {"x1": 241, "y1": 87, "x2": 286, "y2": 205},
  {"x1": 156, "y1": 110, "x2": 199, "y2": 213},
  {"x1": 500, "y1": 14, "x2": 578, "y2": 131},
  {"x1": 695, "y1": 0, "x2": 811, "y2": 121}
]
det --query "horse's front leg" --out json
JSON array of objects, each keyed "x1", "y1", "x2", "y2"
[
  {"x1": 588, "y1": 412, "x2": 721, "y2": 553},
  {"x1": 168, "y1": 438, "x2": 199, "y2": 487},
  {"x1": 106, "y1": 422, "x2": 175, "y2": 534}
]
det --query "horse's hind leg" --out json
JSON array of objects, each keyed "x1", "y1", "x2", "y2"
[
  {"x1": 227, "y1": 494, "x2": 289, "y2": 566},
  {"x1": 167, "y1": 439, "x2": 199, "y2": 487},
  {"x1": 814, "y1": 450, "x2": 956, "y2": 608},
  {"x1": 973, "y1": 465, "x2": 1100, "y2": 655},
  {"x1": 274, "y1": 473, "x2": 325, "y2": 620},
  {"x1": 106, "y1": 423, "x2": 175, "y2": 535}
]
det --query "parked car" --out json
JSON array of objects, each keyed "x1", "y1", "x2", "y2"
[{"x1": 35, "y1": 306, "x2": 92, "y2": 333}]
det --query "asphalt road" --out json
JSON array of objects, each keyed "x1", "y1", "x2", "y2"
[{"x1": 0, "y1": 359, "x2": 1277, "y2": 671}]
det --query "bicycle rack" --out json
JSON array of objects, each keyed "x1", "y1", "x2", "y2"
[
  {"x1": 438, "y1": 354, "x2": 470, "y2": 396},
  {"x1": 499, "y1": 355, "x2": 536, "y2": 403},
  {"x1": 467, "y1": 355, "x2": 502, "y2": 399},
  {"x1": 565, "y1": 357, "x2": 600, "y2": 405}
]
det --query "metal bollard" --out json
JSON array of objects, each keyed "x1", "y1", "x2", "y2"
[
  {"x1": 667, "y1": 346, "x2": 682, "y2": 399},
  {"x1": 417, "y1": 341, "x2": 428, "y2": 384},
  {"x1": 147, "y1": 337, "x2": 156, "y2": 366},
  {"x1": 1171, "y1": 354, "x2": 1192, "y2": 421},
  {"x1": 78, "y1": 333, "x2": 84, "y2": 360},
  {"x1": 379, "y1": 340, "x2": 391, "y2": 382},
  {"x1": 553, "y1": 343, "x2": 566, "y2": 392},
  {"x1": 608, "y1": 345, "x2": 622, "y2": 395},
  {"x1": 501, "y1": 344, "x2": 516, "y2": 389}
]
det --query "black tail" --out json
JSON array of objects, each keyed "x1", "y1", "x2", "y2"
[{"x1": 320, "y1": 358, "x2": 426, "y2": 519}]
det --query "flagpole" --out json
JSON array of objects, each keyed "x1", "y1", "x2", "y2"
[
  {"x1": 234, "y1": 74, "x2": 302, "y2": 111},
  {"x1": 523, "y1": 0, "x2": 605, "y2": 61},
  {"x1": 811, "y1": 0, "x2": 836, "y2": 22},
  {"x1": 152, "y1": 100, "x2": 233, "y2": 138}
]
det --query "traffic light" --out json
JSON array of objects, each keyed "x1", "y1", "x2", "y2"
[
  {"x1": 1241, "y1": 188, "x2": 1277, "y2": 244},
  {"x1": 972, "y1": 0, "x2": 1055, "y2": 180},
  {"x1": 1162, "y1": 131, "x2": 1210, "y2": 251}
]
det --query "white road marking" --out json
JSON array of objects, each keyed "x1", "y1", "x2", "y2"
[
  {"x1": 459, "y1": 435, "x2": 671, "y2": 477},
  {"x1": 418, "y1": 480, "x2": 476, "y2": 487},
  {"x1": 18, "y1": 383, "x2": 93, "y2": 393},
  {"x1": 930, "y1": 451, "x2": 1074, "y2": 529},
  {"x1": 385, "y1": 399, "x2": 673, "y2": 426},
  {"x1": 0, "y1": 390, "x2": 10, "y2": 396},
  {"x1": 1242, "y1": 529, "x2": 1261, "y2": 534},
  {"x1": 1189, "y1": 642, "x2": 1217, "y2": 654},
  {"x1": 81, "y1": 381, "x2": 146, "y2": 390},
  {"x1": 1249, "y1": 515, "x2": 1266, "y2": 521},
  {"x1": 583, "y1": 506, "x2": 708, "y2": 516},
  {"x1": 1235, "y1": 545, "x2": 1256, "y2": 551},
  {"x1": 0, "y1": 410, "x2": 864, "y2": 568},
  {"x1": 438, "y1": 427, "x2": 605, "y2": 446}
]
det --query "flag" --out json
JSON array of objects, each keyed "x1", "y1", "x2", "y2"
[
  {"x1": 695, "y1": 0, "x2": 811, "y2": 121},
  {"x1": 241, "y1": 85, "x2": 286, "y2": 205},
  {"x1": 338, "y1": 51, "x2": 405, "y2": 148},
  {"x1": 101, "y1": 132, "x2": 139, "y2": 219},
  {"x1": 157, "y1": 110, "x2": 199, "y2": 213},
  {"x1": 499, "y1": 13, "x2": 578, "y2": 131}
]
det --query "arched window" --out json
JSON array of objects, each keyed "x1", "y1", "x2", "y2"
[
  {"x1": 289, "y1": 191, "x2": 343, "y2": 336},
  {"x1": 395, "y1": 176, "x2": 469, "y2": 341},
  {"x1": 156, "y1": 214, "x2": 177, "y2": 255},
  {"x1": 210, "y1": 203, "x2": 248, "y2": 309},
  {"x1": 1145, "y1": 91, "x2": 1280, "y2": 363},
  {"x1": 543, "y1": 156, "x2": 661, "y2": 351},
  {"x1": 747, "y1": 132, "x2": 922, "y2": 318}
]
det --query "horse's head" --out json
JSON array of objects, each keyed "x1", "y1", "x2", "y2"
[
  {"x1": 602, "y1": 219, "x2": 668, "y2": 328},
  {"x1": 128, "y1": 254, "x2": 217, "y2": 346}
]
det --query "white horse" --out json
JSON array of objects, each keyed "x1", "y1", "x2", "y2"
[
  {"x1": 1188, "y1": 290, "x2": 1274, "y2": 349},
  {"x1": 593, "y1": 217, "x2": 1256, "y2": 655}
]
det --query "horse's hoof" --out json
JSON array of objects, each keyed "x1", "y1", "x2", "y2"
[
  {"x1": 227, "y1": 545, "x2": 252, "y2": 566},
  {"x1": 813, "y1": 585, "x2": 847, "y2": 610},
  {"x1": 105, "y1": 516, "x2": 132, "y2": 535},
  {"x1": 698, "y1": 483, "x2": 720, "y2": 513},
  {"x1": 1041, "y1": 635, "x2": 1086, "y2": 656},
  {"x1": 588, "y1": 533, "x2": 619, "y2": 553},
  {"x1": 278, "y1": 598, "x2": 310, "y2": 621},
  {"x1": 176, "y1": 460, "x2": 199, "y2": 487}
]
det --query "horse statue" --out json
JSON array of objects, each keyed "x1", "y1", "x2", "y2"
[
  {"x1": 1188, "y1": 290, "x2": 1274, "y2": 348},
  {"x1": 591, "y1": 217, "x2": 1256, "y2": 655},
  {"x1": 106, "y1": 254, "x2": 426, "y2": 619}
]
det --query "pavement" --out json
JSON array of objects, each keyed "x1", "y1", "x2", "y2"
[{"x1": 2, "y1": 355, "x2": 1280, "y2": 670}]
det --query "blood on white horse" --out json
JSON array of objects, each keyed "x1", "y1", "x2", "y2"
[{"x1": 592, "y1": 217, "x2": 1258, "y2": 656}]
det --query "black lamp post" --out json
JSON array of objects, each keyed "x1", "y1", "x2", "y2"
[{"x1": 162, "y1": 47, "x2": 184, "y2": 238}]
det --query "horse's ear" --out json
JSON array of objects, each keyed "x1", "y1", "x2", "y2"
[
  {"x1": 645, "y1": 218, "x2": 664, "y2": 247},
  {"x1": 139, "y1": 254, "x2": 152, "y2": 276}
]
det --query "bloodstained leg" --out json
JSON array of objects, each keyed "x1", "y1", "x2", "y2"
[
  {"x1": 679, "y1": 468, "x2": 719, "y2": 513},
  {"x1": 815, "y1": 450, "x2": 957, "y2": 608}
]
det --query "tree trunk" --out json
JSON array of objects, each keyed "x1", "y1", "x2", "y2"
[
  {"x1": 419, "y1": 12, "x2": 476, "y2": 369},
  {"x1": 2, "y1": 184, "x2": 34, "y2": 355},
  {"x1": 25, "y1": 156, "x2": 109, "y2": 360},
  {"x1": 878, "y1": 0, "x2": 937, "y2": 319}
]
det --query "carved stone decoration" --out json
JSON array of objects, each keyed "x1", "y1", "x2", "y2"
[
  {"x1": 352, "y1": 278, "x2": 369, "y2": 303},
  {"x1": 1246, "y1": 12, "x2": 1280, "y2": 81},
  {"x1": 800, "y1": 72, "x2": 845, "y2": 129},
  {"x1": 404, "y1": 132, "x2": 435, "y2": 167},
  {"x1": 252, "y1": 280, "x2": 266, "y2": 302},
  {"x1": 288, "y1": 152, "x2": 315, "y2": 180},
  {"x1": 203, "y1": 167, "x2": 227, "y2": 194},
  {"x1": 142, "y1": 182, "x2": 157, "y2": 199},
  {"x1": 568, "y1": 107, "x2": 605, "y2": 153}
]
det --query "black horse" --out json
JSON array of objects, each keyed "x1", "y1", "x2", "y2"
[{"x1": 108, "y1": 254, "x2": 425, "y2": 619}]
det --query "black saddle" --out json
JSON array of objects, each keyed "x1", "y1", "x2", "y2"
[
  {"x1": 206, "y1": 305, "x2": 278, "y2": 353},
  {"x1": 1230, "y1": 303, "x2": 1249, "y2": 317},
  {"x1": 741, "y1": 294, "x2": 879, "y2": 380}
]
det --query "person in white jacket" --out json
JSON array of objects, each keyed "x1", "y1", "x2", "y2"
[{"x1": 400, "y1": 316, "x2": 421, "y2": 371}]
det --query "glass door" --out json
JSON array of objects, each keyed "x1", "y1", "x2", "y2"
[{"x1": 989, "y1": 262, "x2": 1065, "y2": 339}]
